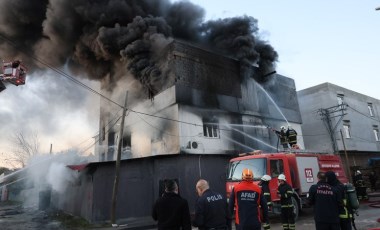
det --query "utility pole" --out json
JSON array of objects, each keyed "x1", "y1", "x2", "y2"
[
  {"x1": 111, "y1": 91, "x2": 128, "y2": 225},
  {"x1": 318, "y1": 103, "x2": 347, "y2": 153},
  {"x1": 340, "y1": 129, "x2": 352, "y2": 183}
]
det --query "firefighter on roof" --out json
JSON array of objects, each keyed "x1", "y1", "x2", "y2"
[
  {"x1": 277, "y1": 174, "x2": 296, "y2": 230},
  {"x1": 273, "y1": 126, "x2": 289, "y2": 149},
  {"x1": 229, "y1": 168, "x2": 269, "y2": 230},
  {"x1": 286, "y1": 126, "x2": 298, "y2": 148}
]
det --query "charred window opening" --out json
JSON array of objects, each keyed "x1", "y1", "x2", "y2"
[
  {"x1": 102, "y1": 126, "x2": 106, "y2": 141},
  {"x1": 203, "y1": 119, "x2": 219, "y2": 138},
  {"x1": 107, "y1": 132, "x2": 115, "y2": 160}
]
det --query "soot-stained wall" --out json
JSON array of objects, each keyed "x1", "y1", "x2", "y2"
[{"x1": 59, "y1": 154, "x2": 231, "y2": 223}]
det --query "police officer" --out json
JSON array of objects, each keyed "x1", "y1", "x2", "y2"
[
  {"x1": 277, "y1": 174, "x2": 295, "y2": 230},
  {"x1": 229, "y1": 168, "x2": 269, "y2": 230},
  {"x1": 192, "y1": 179, "x2": 231, "y2": 230},
  {"x1": 308, "y1": 171, "x2": 343, "y2": 230}
]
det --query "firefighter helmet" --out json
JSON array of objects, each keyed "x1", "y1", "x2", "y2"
[
  {"x1": 278, "y1": 174, "x2": 286, "y2": 181},
  {"x1": 242, "y1": 168, "x2": 253, "y2": 180},
  {"x1": 356, "y1": 170, "x2": 361, "y2": 174},
  {"x1": 280, "y1": 126, "x2": 286, "y2": 130},
  {"x1": 261, "y1": 174, "x2": 272, "y2": 181}
]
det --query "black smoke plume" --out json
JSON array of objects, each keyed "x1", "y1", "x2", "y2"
[{"x1": 0, "y1": 0, "x2": 278, "y2": 97}]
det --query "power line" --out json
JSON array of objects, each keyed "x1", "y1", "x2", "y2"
[{"x1": 346, "y1": 104, "x2": 380, "y2": 123}]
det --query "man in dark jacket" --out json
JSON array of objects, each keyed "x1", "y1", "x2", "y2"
[
  {"x1": 229, "y1": 168, "x2": 269, "y2": 230},
  {"x1": 325, "y1": 171, "x2": 352, "y2": 230},
  {"x1": 308, "y1": 171, "x2": 343, "y2": 230},
  {"x1": 277, "y1": 174, "x2": 295, "y2": 230},
  {"x1": 152, "y1": 179, "x2": 192, "y2": 230},
  {"x1": 273, "y1": 126, "x2": 289, "y2": 149},
  {"x1": 193, "y1": 179, "x2": 231, "y2": 230},
  {"x1": 286, "y1": 126, "x2": 298, "y2": 148}
]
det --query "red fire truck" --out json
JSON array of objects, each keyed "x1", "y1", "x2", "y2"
[
  {"x1": 0, "y1": 60, "x2": 27, "y2": 92},
  {"x1": 226, "y1": 150, "x2": 348, "y2": 219}
]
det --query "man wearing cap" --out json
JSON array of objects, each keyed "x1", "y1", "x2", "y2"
[
  {"x1": 277, "y1": 174, "x2": 295, "y2": 230},
  {"x1": 229, "y1": 168, "x2": 269, "y2": 230}
]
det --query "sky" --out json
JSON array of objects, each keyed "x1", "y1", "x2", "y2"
[{"x1": 0, "y1": 0, "x2": 379, "y2": 168}]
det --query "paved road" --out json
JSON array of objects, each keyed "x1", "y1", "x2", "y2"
[{"x1": 1, "y1": 201, "x2": 380, "y2": 229}]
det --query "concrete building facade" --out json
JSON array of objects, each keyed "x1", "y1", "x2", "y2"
[
  {"x1": 298, "y1": 82, "x2": 380, "y2": 174},
  {"x1": 82, "y1": 40, "x2": 304, "y2": 222}
]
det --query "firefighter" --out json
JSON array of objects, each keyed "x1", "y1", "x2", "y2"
[
  {"x1": 277, "y1": 174, "x2": 295, "y2": 230},
  {"x1": 193, "y1": 179, "x2": 231, "y2": 230},
  {"x1": 308, "y1": 171, "x2": 343, "y2": 230},
  {"x1": 325, "y1": 171, "x2": 353, "y2": 230},
  {"x1": 274, "y1": 126, "x2": 289, "y2": 149},
  {"x1": 353, "y1": 170, "x2": 367, "y2": 200},
  {"x1": 259, "y1": 175, "x2": 273, "y2": 209},
  {"x1": 286, "y1": 126, "x2": 298, "y2": 148},
  {"x1": 229, "y1": 168, "x2": 269, "y2": 230}
]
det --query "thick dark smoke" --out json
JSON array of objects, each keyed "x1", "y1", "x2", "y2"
[{"x1": 0, "y1": 0, "x2": 278, "y2": 97}]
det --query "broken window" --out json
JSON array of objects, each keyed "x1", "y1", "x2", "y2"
[{"x1": 203, "y1": 119, "x2": 219, "y2": 138}]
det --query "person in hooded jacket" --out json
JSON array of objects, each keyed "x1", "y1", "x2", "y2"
[
  {"x1": 308, "y1": 171, "x2": 343, "y2": 230},
  {"x1": 324, "y1": 172, "x2": 352, "y2": 230}
]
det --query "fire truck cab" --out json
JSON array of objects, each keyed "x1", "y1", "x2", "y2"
[
  {"x1": 0, "y1": 60, "x2": 27, "y2": 86},
  {"x1": 226, "y1": 151, "x2": 347, "y2": 219}
]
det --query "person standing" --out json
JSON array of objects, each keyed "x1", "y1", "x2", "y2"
[
  {"x1": 259, "y1": 175, "x2": 272, "y2": 230},
  {"x1": 152, "y1": 179, "x2": 191, "y2": 230},
  {"x1": 325, "y1": 171, "x2": 352, "y2": 230},
  {"x1": 192, "y1": 179, "x2": 231, "y2": 230},
  {"x1": 353, "y1": 170, "x2": 368, "y2": 200},
  {"x1": 259, "y1": 175, "x2": 272, "y2": 208},
  {"x1": 229, "y1": 168, "x2": 269, "y2": 230},
  {"x1": 308, "y1": 171, "x2": 343, "y2": 230},
  {"x1": 277, "y1": 174, "x2": 295, "y2": 230},
  {"x1": 369, "y1": 171, "x2": 378, "y2": 192},
  {"x1": 286, "y1": 126, "x2": 298, "y2": 148},
  {"x1": 273, "y1": 126, "x2": 289, "y2": 149}
]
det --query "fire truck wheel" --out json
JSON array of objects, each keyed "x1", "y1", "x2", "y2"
[{"x1": 291, "y1": 196, "x2": 299, "y2": 220}]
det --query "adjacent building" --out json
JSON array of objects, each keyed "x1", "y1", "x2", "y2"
[{"x1": 298, "y1": 82, "x2": 380, "y2": 175}]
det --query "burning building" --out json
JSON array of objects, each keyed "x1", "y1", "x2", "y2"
[
  {"x1": 0, "y1": 0, "x2": 303, "y2": 224},
  {"x1": 86, "y1": 39, "x2": 303, "y2": 223}
]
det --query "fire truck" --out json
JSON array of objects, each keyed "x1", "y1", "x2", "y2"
[
  {"x1": 226, "y1": 150, "x2": 348, "y2": 219},
  {"x1": 0, "y1": 60, "x2": 27, "y2": 92}
]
